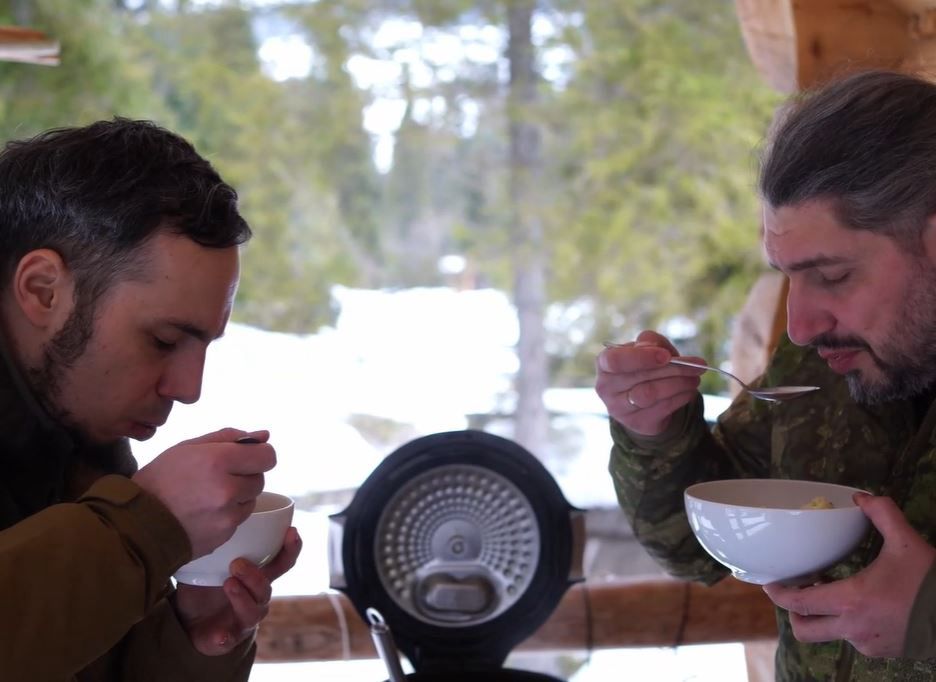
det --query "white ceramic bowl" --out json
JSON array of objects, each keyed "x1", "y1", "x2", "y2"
[
  {"x1": 684, "y1": 479, "x2": 870, "y2": 585},
  {"x1": 174, "y1": 491, "x2": 295, "y2": 587}
]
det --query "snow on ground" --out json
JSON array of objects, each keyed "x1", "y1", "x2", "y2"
[
  {"x1": 133, "y1": 285, "x2": 732, "y2": 508},
  {"x1": 133, "y1": 286, "x2": 520, "y2": 492},
  {"x1": 248, "y1": 643, "x2": 749, "y2": 682}
]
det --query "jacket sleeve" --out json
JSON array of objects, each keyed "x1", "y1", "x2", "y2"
[
  {"x1": 609, "y1": 386, "x2": 774, "y2": 584},
  {"x1": 81, "y1": 597, "x2": 256, "y2": 681},
  {"x1": 0, "y1": 475, "x2": 254, "y2": 682},
  {"x1": 68, "y1": 479, "x2": 255, "y2": 682},
  {"x1": 0, "y1": 474, "x2": 194, "y2": 679},
  {"x1": 903, "y1": 561, "x2": 936, "y2": 660}
]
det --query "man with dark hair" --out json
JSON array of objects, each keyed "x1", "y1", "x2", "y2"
[
  {"x1": 0, "y1": 118, "x2": 301, "y2": 680},
  {"x1": 596, "y1": 70, "x2": 936, "y2": 680}
]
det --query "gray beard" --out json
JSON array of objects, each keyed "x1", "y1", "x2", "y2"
[
  {"x1": 844, "y1": 263, "x2": 936, "y2": 406},
  {"x1": 846, "y1": 369, "x2": 936, "y2": 405}
]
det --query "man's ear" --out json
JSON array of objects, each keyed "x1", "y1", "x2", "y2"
[{"x1": 12, "y1": 249, "x2": 75, "y2": 329}]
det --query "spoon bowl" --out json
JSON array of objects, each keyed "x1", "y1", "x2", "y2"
[
  {"x1": 668, "y1": 358, "x2": 820, "y2": 402},
  {"x1": 602, "y1": 343, "x2": 820, "y2": 402}
]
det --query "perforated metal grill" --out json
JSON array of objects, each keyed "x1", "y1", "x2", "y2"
[{"x1": 375, "y1": 463, "x2": 541, "y2": 627}]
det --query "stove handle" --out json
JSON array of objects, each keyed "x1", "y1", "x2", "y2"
[
  {"x1": 568, "y1": 509, "x2": 587, "y2": 582},
  {"x1": 328, "y1": 514, "x2": 347, "y2": 589}
]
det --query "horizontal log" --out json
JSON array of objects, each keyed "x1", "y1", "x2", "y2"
[
  {"x1": 0, "y1": 26, "x2": 59, "y2": 66},
  {"x1": 256, "y1": 577, "x2": 778, "y2": 663}
]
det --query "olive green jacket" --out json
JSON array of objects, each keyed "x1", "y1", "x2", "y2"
[
  {"x1": 0, "y1": 335, "x2": 254, "y2": 680},
  {"x1": 610, "y1": 335, "x2": 936, "y2": 681}
]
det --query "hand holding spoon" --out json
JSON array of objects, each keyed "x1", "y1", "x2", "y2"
[{"x1": 602, "y1": 343, "x2": 820, "y2": 402}]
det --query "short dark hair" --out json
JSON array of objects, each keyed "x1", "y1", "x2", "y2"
[
  {"x1": 0, "y1": 117, "x2": 251, "y2": 307},
  {"x1": 759, "y1": 70, "x2": 936, "y2": 249}
]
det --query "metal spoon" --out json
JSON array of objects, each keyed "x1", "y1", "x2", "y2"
[{"x1": 602, "y1": 343, "x2": 820, "y2": 402}]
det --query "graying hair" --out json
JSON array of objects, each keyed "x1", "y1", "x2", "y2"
[{"x1": 759, "y1": 70, "x2": 936, "y2": 250}]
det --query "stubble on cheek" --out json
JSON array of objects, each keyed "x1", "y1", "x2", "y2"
[{"x1": 27, "y1": 302, "x2": 96, "y2": 430}]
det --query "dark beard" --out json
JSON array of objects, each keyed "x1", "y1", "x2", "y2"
[
  {"x1": 819, "y1": 262, "x2": 936, "y2": 405},
  {"x1": 27, "y1": 299, "x2": 95, "y2": 434},
  {"x1": 845, "y1": 344, "x2": 936, "y2": 405}
]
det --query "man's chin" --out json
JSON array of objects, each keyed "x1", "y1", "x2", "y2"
[
  {"x1": 845, "y1": 373, "x2": 887, "y2": 405},
  {"x1": 67, "y1": 426, "x2": 127, "y2": 448},
  {"x1": 846, "y1": 368, "x2": 935, "y2": 405}
]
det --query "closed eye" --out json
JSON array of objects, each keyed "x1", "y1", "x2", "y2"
[
  {"x1": 153, "y1": 337, "x2": 176, "y2": 351},
  {"x1": 818, "y1": 271, "x2": 850, "y2": 286}
]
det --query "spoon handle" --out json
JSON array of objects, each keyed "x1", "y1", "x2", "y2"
[
  {"x1": 669, "y1": 358, "x2": 717, "y2": 372},
  {"x1": 669, "y1": 358, "x2": 745, "y2": 389}
]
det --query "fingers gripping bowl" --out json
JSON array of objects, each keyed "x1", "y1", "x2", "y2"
[
  {"x1": 174, "y1": 491, "x2": 294, "y2": 587},
  {"x1": 684, "y1": 479, "x2": 871, "y2": 585}
]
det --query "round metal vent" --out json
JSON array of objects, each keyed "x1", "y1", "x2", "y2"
[
  {"x1": 375, "y1": 464, "x2": 540, "y2": 627},
  {"x1": 329, "y1": 429, "x2": 584, "y2": 674}
]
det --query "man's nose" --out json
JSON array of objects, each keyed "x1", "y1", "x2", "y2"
[
  {"x1": 158, "y1": 351, "x2": 205, "y2": 405},
  {"x1": 786, "y1": 281, "x2": 833, "y2": 346}
]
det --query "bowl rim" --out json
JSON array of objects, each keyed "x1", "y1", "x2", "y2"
[
  {"x1": 253, "y1": 491, "x2": 295, "y2": 514},
  {"x1": 684, "y1": 478, "x2": 871, "y2": 511}
]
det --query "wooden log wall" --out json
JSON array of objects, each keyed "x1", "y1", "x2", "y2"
[
  {"x1": 256, "y1": 577, "x2": 778, "y2": 662},
  {"x1": 735, "y1": 0, "x2": 936, "y2": 93}
]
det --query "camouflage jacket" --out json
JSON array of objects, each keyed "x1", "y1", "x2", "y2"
[{"x1": 609, "y1": 335, "x2": 936, "y2": 681}]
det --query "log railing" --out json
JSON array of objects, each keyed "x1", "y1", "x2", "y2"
[
  {"x1": 256, "y1": 577, "x2": 778, "y2": 662},
  {"x1": 0, "y1": 26, "x2": 59, "y2": 66}
]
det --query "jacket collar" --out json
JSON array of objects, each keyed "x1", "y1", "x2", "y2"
[
  {"x1": 0, "y1": 324, "x2": 136, "y2": 527},
  {"x1": 0, "y1": 326, "x2": 73, "y2": 468}
]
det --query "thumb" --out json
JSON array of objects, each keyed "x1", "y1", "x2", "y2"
[
  {"x1": 854, "y1": 493, "x2": 910, "y2": 544},
  {"x1": 178, "y1": 428, "x2": 270, "y2": 445}
]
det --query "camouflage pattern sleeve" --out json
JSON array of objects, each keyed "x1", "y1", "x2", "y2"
[
  {"x1": 904, "y1": 563, "x2": 936, "y2": 660},
  {"x1": 609, "y1": 387, "x2": 774, "y2": 585}
]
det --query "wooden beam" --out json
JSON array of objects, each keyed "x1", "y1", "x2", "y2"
[
  {"x1": 734, "y1": 0, "x2": 936, "y2": 92},
  {"x1": 255, "y1": 578, "x2": 778, "y2": 663},
  {"x1": 889, "y1": 0, "x2": 936, "y2": 14},
  {"x1": 735, "y1": 0, "x2": 799, "y2": 92},
  {"x1": 0, "y1": 26, "x2": 59, "y2": 66},
  {"x1": 794, "y1": 0, "x2": 909, "y2": 89}
]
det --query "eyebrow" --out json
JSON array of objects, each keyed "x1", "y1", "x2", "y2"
[
  {"x1": 166, "y1": 320, "x2": 225, "y2": 343},
  {"x1": 767, "y1": 255, "x2": 851, "y2": 273}
]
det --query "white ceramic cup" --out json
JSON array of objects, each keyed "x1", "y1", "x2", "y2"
[{"x1": 174, "y1": 491, "x2": 295, "y2": 587}]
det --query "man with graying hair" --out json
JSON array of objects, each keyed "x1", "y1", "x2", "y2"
[
  {"x1": 0, "y1": 118, "x2": 301, "y2": 680},
  {"x1": 596, "y1": 69, "x2": 936, "y2": 680}
]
